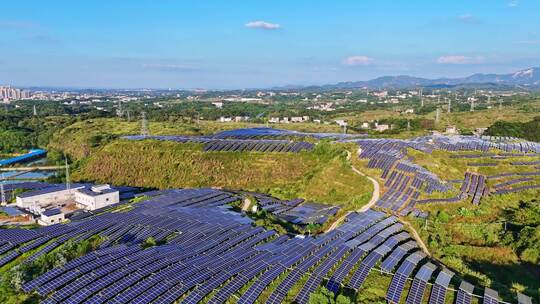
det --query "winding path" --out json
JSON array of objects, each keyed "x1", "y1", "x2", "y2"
[
  {"x1": 325, "y1": 149, "x2": 431, "y2": 257},
  {"x1": 324, "y1": 150, "x2": 380, "y2": 232}
]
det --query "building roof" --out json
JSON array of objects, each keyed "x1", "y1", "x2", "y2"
[
  {"x1": 17, "y1": 184, "x2": 86, "y2": 198},
  {"x1": 76, "y1": 187, "x2": 118, "y2": 197},
  {"x1": 42, "y1": 208, "x2": 62, "y2": 216}
]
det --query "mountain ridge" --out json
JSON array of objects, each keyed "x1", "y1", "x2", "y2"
[{"x1": 284, "y1": 67, "x2": 540, "y2": 90}]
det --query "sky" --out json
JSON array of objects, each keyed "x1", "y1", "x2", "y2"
[{"x1": 1, "y1": 0, "x2": 540, "y2": 89}]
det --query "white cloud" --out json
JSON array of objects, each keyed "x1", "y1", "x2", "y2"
[
  {"x1": 507, "y1": 0, "x2": 519, "y2": 7},
  {"x1": 457, "y1": 14, "x2": 479, "y2": 24},
  {"x1": 142, "y1": 63, "x2": 195, "y2": 71},
  {"x1": 436, "y1": 55, "x2": 485, "y2": 65},
  {"x1": 343, "y1": 56, "x2": 373, "y2": 66},
  {"x1": 244, "y1": 21, "x2": 281, "y2": 30}
]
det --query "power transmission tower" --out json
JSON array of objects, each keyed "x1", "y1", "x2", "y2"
[
  {"x1": 419, "y1": 88, "x2": 424, "y2": 107},
  {"x1": 406, "y1": 120, "x2": 411, "y2": 131},
  {"x1": 470, "y1": 99, "x2": 475, "y2": 112},
  {"x1": 499, "y1": 99, "x2": 503, "y2": 110},
  {"x1": 141, "y1": 111, "x2": 149, "y2": 137},
  {"x1": 1, "y1": 174, "x2": 6, "y2": 206},
  {"x1": 435, "y1": 108, "x2": 441, "y2": 125},
  {"x1": 33, "y1": 105, "x2": 37, "y2": 116},
  {"x1": 65, "y1": 157, "x2": 70, "y2": 191},
  {"x1": 117, "y1": 101, "x2": 124, "y2": 118},
  {"x1": 127, "y1": 110, "x2": 131, "y2": 122},
  {"x1": 447, "y1": 98, "x2": 451, "y2": 113}
]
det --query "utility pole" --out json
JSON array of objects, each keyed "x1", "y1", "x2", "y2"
[{"x1": 141, "y1": 111, "x2": 149, "y2": 137}]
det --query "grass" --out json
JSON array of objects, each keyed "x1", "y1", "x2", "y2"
[
  {"x1": 48, "y1": 118, "x2": 344, "y2": 160},
  {"x1": 334, "y1": 100, "x2": 540, "y2": 131},
  {"x1": 73, "y1": 139, "x2": 373, "y2": 211},
  {"x1": 411, "y1": 189, "x2": 540, "y2": 302}
]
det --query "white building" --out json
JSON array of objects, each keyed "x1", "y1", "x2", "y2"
[
  {"x1": 445, "y1": 126, "x2": 458, "y2": 135},
  {"x1": 211, "y1": 102, "x2": 223, "y2": 108},
  {"x1": 74, "y1": 185, "x2": 120, "y2": 211},
  {"x1": 16, "y1": 185, "x2": 86, "y2": 211},
  {"x1": 38, "y1": 208, "x2": 65, "y2": 226},
  {"x1": 376, "y1": 124, "x2": 390, "y2": 132},
  {"x1": 335, "y1": 120, "x2": 347, "y2": 127},
  {"x1": 218, "y1": 117, "x2": 232, "y2": 122},
  {"x1": 16, "y1": 184, "x2": 119, "y2": 212}
]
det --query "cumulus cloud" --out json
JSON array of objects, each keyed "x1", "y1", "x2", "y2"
[
  {"x1": 436, "y1": 55, "x2": 485, "y2": 65},
  {"x1": 343, "y1": 56, "x2": 373, "y2": 66},
  {"x1": 244, "y1": 21, "x2": 281, "y2": 30}
]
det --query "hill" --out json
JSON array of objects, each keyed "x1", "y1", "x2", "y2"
[
  {"x1": 72, "y1": 139, "x2": 373, "y2": 209},
  {"x1": 315, "y1": 67, "x2": 540, "y2": 89}
]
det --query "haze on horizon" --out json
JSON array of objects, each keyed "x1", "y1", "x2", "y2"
[{"x1": 1, "y1": 0, "x2": 539, "y2": 89}]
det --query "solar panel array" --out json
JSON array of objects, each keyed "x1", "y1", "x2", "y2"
[
  {"x1": 123, "y1": 135, "x2": 314, "y2": 153},
  {"x1": 1, "y1": 186, "x2": 524, "y2": 303},
  {"x1": 250, "y1": 193, "x2": 341, "y2": 225},
  {"x1": 351, "y1": 134, "x2": 540, "y2": 216},
  {"x1": 2, "y1": 194, "x2": 433, "y2": 304}
]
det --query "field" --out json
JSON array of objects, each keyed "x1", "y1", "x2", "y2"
[{"x1": 333, "y1": 100, "x2": 540, "y2": 131}]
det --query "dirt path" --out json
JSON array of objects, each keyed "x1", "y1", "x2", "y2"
[
  {"x1": 399, "y1": 218, "x2": 431, "y2": 257},
  {"x1": 324, "y1": 150, "x2": 380, "y2": 232},
  {"x1": 324, "y1": 149, "x2": 431, "y2": 256}
]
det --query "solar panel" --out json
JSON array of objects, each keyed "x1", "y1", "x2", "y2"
[
  {"x1": 406, "y1": 262, "x2": 436, "y2": 304},
  {"x1": 517, "y1": 293, "x2": 533, "y2": 304},
  {"x1": 484, "y1": 287, "x2": 500, "y2": 304},
  {"x1": 428, "y1": 269, "x2": 454, "y2": 304}
]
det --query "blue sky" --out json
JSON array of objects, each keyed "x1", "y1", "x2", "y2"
[{"x1": 1, "y1": 0, "x2": 539, "y2": 89}]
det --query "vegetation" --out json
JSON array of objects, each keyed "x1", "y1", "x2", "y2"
[
  {"x1": 73, "y1": 139, "x2": 372, "y2": 209},
  {"x1": 412, "y1": 195, "x2": 540, "y2": 302},
  {"x1": 0, "y1": 235, "x2": 103, "y2": 304},
  {"x1": 485, "y1": 116, "x2": 540, "y2": 142}
]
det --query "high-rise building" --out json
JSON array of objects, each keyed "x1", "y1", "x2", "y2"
[{"x1": 0, "y1": 86, "x2": 31, "y2": 103}]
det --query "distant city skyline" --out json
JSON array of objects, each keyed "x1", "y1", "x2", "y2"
[{"x1": 1, "y1": 0, "x2": 540, "y2": 89}]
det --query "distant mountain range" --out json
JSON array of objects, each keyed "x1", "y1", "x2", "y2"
[{"x1": 299, "y1": 67, "x2": 540, "y2": 90}]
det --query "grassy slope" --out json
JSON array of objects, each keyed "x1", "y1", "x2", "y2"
[
  {"x1": 48, "y1": 118, "x2": 343, "y2": 160},
  {"x1": 402, "y1": 149, "x2": 540, "y2": 301},
  {"x1": 73, "y1": 139, "x2": 372, "y2": 209}
]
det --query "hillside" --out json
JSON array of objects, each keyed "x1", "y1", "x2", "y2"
[
  {"x1": 48, "y1": 118, "x2": 342, "y2": 160},
  {"x1": 73, "y1": 139, "x2": 373, "y2": 209}
]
